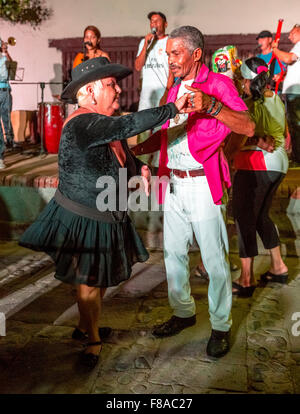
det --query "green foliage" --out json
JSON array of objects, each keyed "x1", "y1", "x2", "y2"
[{"x1": 0, "y1": 0, "x2": 52, "y2": 28}]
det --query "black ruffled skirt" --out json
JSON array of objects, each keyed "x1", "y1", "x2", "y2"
[{"x1": 19, "y1": 198, "x2": 149, "y2": 287}]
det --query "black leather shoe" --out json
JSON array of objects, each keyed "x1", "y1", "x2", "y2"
[
  {"x1": 79, "y1": 341, "x2": 102, "y2": 368},
  {"x1": 152, "y1": 315, "x2": 196, "y2": 338},
  {"x1": 206, "y1": 329, "x2": 230, "y2": 358},
  {"x1": 72, "y1": 327, "x2": 112, "y2": 341}
]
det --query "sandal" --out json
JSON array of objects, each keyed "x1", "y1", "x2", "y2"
[
  {"x1": 72, "y1": 327, "x2": 112, "y2": 341},
  {"x1": 194, "y1": 265, "x2": 209, "y2": 280},
  {"x1": 232, "y1": 281, "x2": 256, "y2": 298},
  {"x1": 260, "y1": 271, "x2": 288, "y2": 284},
  {"x1": 79, "y1": 341, "x2": 102, "y2": 368}
]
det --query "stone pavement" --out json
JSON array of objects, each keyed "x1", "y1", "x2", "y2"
[{"x1": 0, "y1": 244, "x2": 299, "y2": 394}]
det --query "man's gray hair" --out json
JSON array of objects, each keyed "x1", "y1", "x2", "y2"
[{"x1": 169, "y1": 26, "x2": 204, "y2": 54}]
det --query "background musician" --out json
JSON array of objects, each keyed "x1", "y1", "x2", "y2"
[
  {"x1": 73, "y1": 25, "x2": 110, "y2": 68},
  {"x1": 0, "y1": 38, "x2": 15, "y2": 169}
]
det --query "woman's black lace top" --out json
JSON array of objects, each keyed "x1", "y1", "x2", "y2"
[{"x1": 58, "y1": 103, "x2": 178, "y2": 209}]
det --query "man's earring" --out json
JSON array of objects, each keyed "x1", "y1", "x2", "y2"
[{"x1": 92, "y1": 97, "x2": 97, "y2": 105}]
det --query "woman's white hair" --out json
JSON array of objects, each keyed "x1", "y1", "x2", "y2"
[{"x1": 76, "y1": 79, "x2": 103, "y2": 106}]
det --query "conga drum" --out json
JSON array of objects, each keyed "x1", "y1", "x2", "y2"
[{"x1": 37, "y1": 102, "x2": 65, "y2": 153}]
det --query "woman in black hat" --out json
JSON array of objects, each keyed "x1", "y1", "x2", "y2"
[{"x1": 19, "y1": 57, "x2": 194, "y2": 368}]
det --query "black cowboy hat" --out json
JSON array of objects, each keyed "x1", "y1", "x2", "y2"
[{"x1": 61, "y1": 57, "x2": 132, "y2": 103}]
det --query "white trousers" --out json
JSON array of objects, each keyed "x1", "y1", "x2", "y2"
[{"x1": 163, "y1": 174, "x2": 232, "y2": 332}]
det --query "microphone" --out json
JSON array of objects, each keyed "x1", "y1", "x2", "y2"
[
  {"x1": 84, "y1": 41, "x2": 92, "y2": 47},
  {"x1": 146, "y1": 28, "x2": 157, "y2": 46}
]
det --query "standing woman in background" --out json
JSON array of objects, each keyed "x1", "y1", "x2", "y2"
[
  {"x1": 73, "y1": 25, "x2": 110, "y2": 68},
  {"x1": 232, "y1": 57, "x2": 289, "y2": 298}
]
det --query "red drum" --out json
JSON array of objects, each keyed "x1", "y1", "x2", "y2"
[{"x1": 38, "y1": 102, "x2": 65, "y2": 153}]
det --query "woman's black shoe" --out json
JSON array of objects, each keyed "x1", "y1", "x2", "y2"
[
  {"x1": 260, "y1": 271, "x2": 288, "y2": 284},
  {"x1": 232, "y1": 281, "x2": 256, "y2": 298},
  {"x1": 79, "y1": 341, "x2": 102, "y2": 368},
  {"x1": 72, "y1": 327, "x2": 112, "y2": 341},
  {"x1": 206, "y1": 329, "x2": 230, "y2": 358}
]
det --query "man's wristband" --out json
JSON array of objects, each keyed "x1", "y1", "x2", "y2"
[
  {"x1": 206, "y1": 97, "x2": 216, "y2": 114},
  {"x1": 211, "y1": 101, "x2": 223, "y2": 117}
]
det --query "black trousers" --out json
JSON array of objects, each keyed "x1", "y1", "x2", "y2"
[{"x1": 233, "y1": 170, "x2": 285, "y2": 258}]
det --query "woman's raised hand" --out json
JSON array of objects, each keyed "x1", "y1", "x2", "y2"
[
  {"x1": 182, "y1": 85, "x2": 214, "y2": 113},
  {"x1": 174, "y1": 85, "x2": 214, "y2": 114},
  {"x1": 174, "y1": 92, "x2": 190, "y2": 112}
]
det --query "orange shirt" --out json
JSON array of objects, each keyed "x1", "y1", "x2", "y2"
[
  {"x1": 73, "y1": 51, "x2": 110, "y2": 68},
  {"x1": 73, "y1": 53, "x2": 85, "y2": 68}
]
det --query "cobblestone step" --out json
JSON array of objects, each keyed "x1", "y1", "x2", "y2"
[
  {"x1": 0, "y1": 253, "x2": 53, "y2": 288},
  {"x1": 0, "y1": 252, "x2": 57, "y2": 336},
  {"x1": 0, "y1": 271, "x2": 60, "y2": 336}
]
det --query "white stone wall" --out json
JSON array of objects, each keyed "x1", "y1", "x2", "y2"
[{"x1": 0, "y1": 0, "x2": 298, "y2": 110}]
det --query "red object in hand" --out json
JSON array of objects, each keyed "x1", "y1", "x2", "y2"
[
  {"x1": 274, "y1": 19, "x2": 284, "y2": 42},
  {"x1": 268, "y1": 19, "x2": 285, "y2": 94}
]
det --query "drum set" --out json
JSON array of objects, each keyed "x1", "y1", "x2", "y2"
[
  {"x1": 35, "y1": 81, "x2": 68, "y2": 155},
  {"x1": 11, "y1": 81, "x2": 69, "y2": 155}
]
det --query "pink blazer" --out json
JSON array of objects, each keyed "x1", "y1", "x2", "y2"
[{"x1": 155, "y1": 64, "x2": 247, "y2": 204}]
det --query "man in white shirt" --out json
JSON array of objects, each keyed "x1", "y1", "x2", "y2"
[
  {"x1": 133, "y1": 26, "x2": 254, "y2": 358},
  {"x1": 135, "y1": 11, "x2": 169, "y2": 111},
  {"x1": 272, "y1": 24, "x2": 300, "y2": 163},
  {"x1": 135, "y1": 11, "x2": 169, "y2": 167}
]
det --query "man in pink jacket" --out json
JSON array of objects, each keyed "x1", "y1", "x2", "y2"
[{"x1": 134, "y1": 26, "x2": 255, "y2": 358}]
